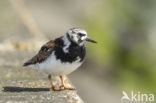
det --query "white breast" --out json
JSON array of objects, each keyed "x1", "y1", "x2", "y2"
[{"x1": 35, "y1": 52, "x2": 82, "y2": 75}]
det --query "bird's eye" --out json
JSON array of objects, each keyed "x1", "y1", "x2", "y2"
[{"x1": 78, "y1": 33, "x2": 85, "y2": 36}]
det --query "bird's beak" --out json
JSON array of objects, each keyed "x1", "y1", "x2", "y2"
[{"x1": 86, "y1": 37, "x2": 97, "y2": 43}]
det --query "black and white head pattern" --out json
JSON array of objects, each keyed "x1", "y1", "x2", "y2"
[{"x1": 66, "y1": 28, "x2": 88, "y2": 46}]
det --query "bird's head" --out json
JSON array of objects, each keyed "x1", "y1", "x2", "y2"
[{"x1": 66, "y1": 28, "x2": 97, "y2": 46}]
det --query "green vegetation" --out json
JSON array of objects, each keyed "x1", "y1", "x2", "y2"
[{"x1": 83, "y1": 0, "x2": 156, "y2": 94}]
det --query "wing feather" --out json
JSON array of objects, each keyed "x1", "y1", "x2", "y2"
[{"x1": 23, "y1": 40, "x2": 55, "y2": 66}]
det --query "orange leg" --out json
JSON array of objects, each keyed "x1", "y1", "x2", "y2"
[
  {"x1": 60, "y1": 75, "x2": 75, "y2": 90},
  {"x1": 48, "y1": 74, "x2": 60, "y2": 91}
]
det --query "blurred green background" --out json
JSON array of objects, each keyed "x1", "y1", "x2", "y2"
[
  {"x1": 84, "y1": 0, "x2": 156, "y2": 93},
  {"x1": 84, "y1": 0, "x2": 156, "y2": 89},
  {"x1": 0, "y1": 0, "x2": 156, "y2": 103}
]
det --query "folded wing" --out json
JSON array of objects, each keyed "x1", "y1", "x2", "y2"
[{"x1": 23, "y1": 40, "x2": 55, "y2": 66}]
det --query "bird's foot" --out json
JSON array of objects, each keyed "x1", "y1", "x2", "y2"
[{"x1": 60, "y1": 85, "x2": 76, "y2": 90}]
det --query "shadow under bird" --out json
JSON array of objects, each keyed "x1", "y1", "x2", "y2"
[{"x1": 23, "y1": 28, "x2": 97, "y2": 91}]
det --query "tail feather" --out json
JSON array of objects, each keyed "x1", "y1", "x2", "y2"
[{"x1": 23, "y1": 60, "x2": 33, "y2": 66}]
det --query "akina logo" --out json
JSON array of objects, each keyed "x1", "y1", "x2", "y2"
[{"x1": 121, "y1": 91, "x2": 154, "y2": 102}]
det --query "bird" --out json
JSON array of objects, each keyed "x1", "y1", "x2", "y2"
[{"x1": 23, "y1": 28, "x2": 97, "y2": 91}]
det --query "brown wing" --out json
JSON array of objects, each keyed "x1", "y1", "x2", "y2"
[{"x1": 23, "y1": 40, "x2": 55, "y2": 66}]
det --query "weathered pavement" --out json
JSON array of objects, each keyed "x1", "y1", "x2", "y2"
[
  {"x1": 0, "y1": 67, "x2": 84, "y2": 103},
  {"x1": 0, "y1": 52, "x2": 84, "y2": 103}
]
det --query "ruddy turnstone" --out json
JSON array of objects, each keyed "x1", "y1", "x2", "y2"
[{"x1": 23, "y1": 28, "x2": 97, "y2": 91}]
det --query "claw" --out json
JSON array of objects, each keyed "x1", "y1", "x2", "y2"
[
  {"x1": 64, "y1": 87, "x2": 76, "y2": 90},
  {"x1": 60, "y1": 85, "x2": 76, "y2": 90}
]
